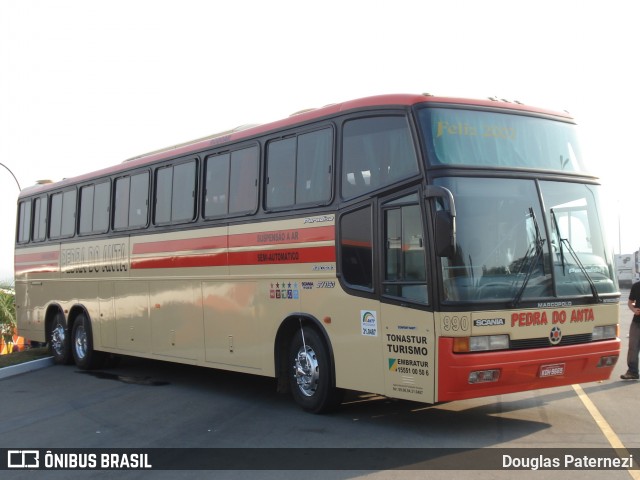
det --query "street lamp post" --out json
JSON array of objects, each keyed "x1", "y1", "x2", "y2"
[{"x1": 0, "y1": 163, "x2": 21, "y2": 191}]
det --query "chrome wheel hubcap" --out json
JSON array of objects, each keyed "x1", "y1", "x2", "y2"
[
  {"x1": 74, "y1": 324, "x2": 87, "y2": 360},
  {"x1": 51, "y1": 323, "x2": 66, "y2": 356},
  {"x1": 293, "y1": 346, "x2": 319, "y2": 397}
]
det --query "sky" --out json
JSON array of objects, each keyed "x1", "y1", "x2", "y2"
[{"x1": 1, "y1": 0, "x2": 639, "y2": 282}]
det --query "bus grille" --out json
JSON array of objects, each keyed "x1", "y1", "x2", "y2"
[{"x1": 509, "y1": 333, "x2": 593, "y2": 350}]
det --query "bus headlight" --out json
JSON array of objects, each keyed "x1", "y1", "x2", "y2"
[
  {"x1": 592, "y1": 325, "x2": 618, "y2": 341},
  {"x1": 453, "y1": 334, "x2": 509, "y2": 353}
]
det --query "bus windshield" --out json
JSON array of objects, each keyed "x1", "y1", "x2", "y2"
[
  {"x1": 418, "y1": 107, "x2": 587, "y2": 172},
  {"x1": 435, "y1": 177, "x2": 616, "y2": 303}
]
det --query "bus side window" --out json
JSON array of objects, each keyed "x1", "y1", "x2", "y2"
[
  {"x1": 154, "y1": 160, "x2": 196, "y2": 225},
  {"x1": 129, "y1": 172, "x2": 149, "y2": 228},
  {"x1": 17, "y1": 199, "x2": 32, "y2": 244},
  {"x1": 49, "y1": 190, "x2": 76, "y2": 239},
  {"x1": 32, "y1": 196, "x2": 47, "y2": 242},
  {"x1": 114, "y1": 177, "x2": 130, "y2": 230},
  {"x1": 266, "y1": 137, "x2": 296, "y2": 209},
  {"x1": 339, "y1": 205, "x2": 373, "y2": 290},
  {"x1": 79, "y1": 185, "x2": 96, "y2": 234},
  {"x1": 93, "y1": 181, "x2": 110, "y2": 233},
  {"x1": 266, "y1": 128, "x2": 333, "y2": 210},
  {"x1": 172, "y1": 161, "x2": 197, "y2": 222},
  {"x1": 154, "y1": 166, "x2": 173, "y2": 224},
  {"x1": 80, "y1": 182, "x2": 111, "y2": 236},
  {"x1": 49, "y1": 192, "x2": 63, "y2": 238},
  {"x1": 229, "y1": 146, "x2": 259, "y2": 215},
  {"x1": 114, "y1": 172, "x2": 149, "y2": 229},
  {"x1": 60, "y1": 190, "x2": 77, "y2": 237},
  {"x1": 383, "y1": 194, "x2": 428, "y2": 303},
  {"x1": 341, "y1": 116, "x2": 418, "y2": 200},
  {"x1": 204, "y1": 153, "x2": 230, "y2": 218},
  {"x1": 296, "y1": 128, "x2": 332, "y2": 205}
]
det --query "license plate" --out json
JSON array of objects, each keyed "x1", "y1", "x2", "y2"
[{"x1": 539, "y1": 363, "x2": 565, "y2": 378}]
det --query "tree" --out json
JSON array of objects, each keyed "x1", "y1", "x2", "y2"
[{"x1": 0, "y1": 286, "x2": 17, "y2": 352}]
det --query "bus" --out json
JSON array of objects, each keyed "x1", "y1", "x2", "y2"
[
  {"x1": 615, "y1": 253, "x2": 636, "y2": 288},
  {"x1": 14, "y1": 93, "x2": 620, "y2": 413}
]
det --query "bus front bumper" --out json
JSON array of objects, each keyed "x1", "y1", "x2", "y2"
[{"x1": 436, "y1": 337, "x2": 620, "y2": 402}]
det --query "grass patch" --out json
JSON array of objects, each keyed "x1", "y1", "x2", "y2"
[{"x1": 0, "y1": 347, "x2": 51, "y2": 368}]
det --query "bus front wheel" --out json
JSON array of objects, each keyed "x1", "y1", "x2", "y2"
[{"x1": 288, "y1": 326, "x2": 343, "y2": 413}]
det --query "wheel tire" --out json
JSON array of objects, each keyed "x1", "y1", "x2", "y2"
[
  {"x1": 71, "y1": 313, "x2": 104, "y2": 369},
  {"x1": 49, "y1": 312, "x2": 73, "y2": 365},
  {"x1": 288, "y1": 326, "x2": 344, "y2": 413}
]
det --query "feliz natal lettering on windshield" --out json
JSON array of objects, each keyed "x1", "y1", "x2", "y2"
[{"x1": 435, "y1": 120, "x2": 517, "y2": 140}]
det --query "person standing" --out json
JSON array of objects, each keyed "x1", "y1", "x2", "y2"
[{"x1": 621, "y1": 281, "x2": 640, "y2": 380}]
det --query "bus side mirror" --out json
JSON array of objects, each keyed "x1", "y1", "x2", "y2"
[
  {"x1": 435, "y1": 210, "x2": 456, "y2": 258},
  {"x1": 424, "y1": 185, "x2": 457, "y2": 258}
]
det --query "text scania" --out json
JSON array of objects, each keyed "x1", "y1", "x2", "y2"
[
  {"x1": 511, "y1": 308, "x2": 595, "y2": 327},
  {"x1": 61, "y1": 243, "x2": 128, "y2": 274},
  {"x1": 474, "y1": 318, "x2": 506, "y2": 327}
]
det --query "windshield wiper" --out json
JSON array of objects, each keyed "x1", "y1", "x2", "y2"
[
  {"x1": 511, "y1": 207, "x2": 545, "y2": 308},
  {"x1": 550, "y1": 208, "x2": 601, "y2": 303},
  {"x1": 550, "y1": 208, "x2": 567, "y2": 274}
]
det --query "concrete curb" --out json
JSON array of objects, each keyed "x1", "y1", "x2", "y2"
[{"x1": 0, "y1": 356, "x2": 54, "y2": 380}]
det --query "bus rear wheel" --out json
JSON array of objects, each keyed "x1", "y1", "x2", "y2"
[
  {"x1": 71, "y1": 313, "x2": 103, "y2": 370},
  {"x1": 288, "y1": 326, "x2": 343, "y2": 413},
  {"x1": 49, "y1": 312, "x2": 72, "y2": 365}
]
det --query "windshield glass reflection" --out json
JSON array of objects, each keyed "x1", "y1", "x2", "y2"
[{"x1": 436, "y1": 177, "x2": 615, "y2": 303}]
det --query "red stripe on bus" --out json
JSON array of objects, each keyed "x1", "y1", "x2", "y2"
[
  {"x1": 228, "y1": 246, "x2": 336, "y2": 266},
  {"x1": 131, "y1": 252, "x2": 228, "y2": 270},
  {"x1": 14, "y1": 264, "x2": 58, "y2": 274},
  {"x1": 132, "y1": 235, "x2": 227, "y2": 254},
  {"x1": 132, "y1": 225, "x2": 334, "y2": 255},
  {"x1": 14, "y1": 251, "x2": 59, "y2": 263},
  {"x1": 131, "y1": 246, "x2": 335, "y2": 269},
  {"x1": 229, "y1": 225, "x2": 335, "y2": 247}
]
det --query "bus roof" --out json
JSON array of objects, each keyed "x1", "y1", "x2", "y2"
[{"x1": 18, "y1": 93, "x2": 573, "y2": 198}]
